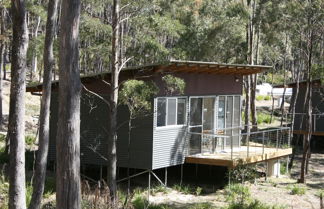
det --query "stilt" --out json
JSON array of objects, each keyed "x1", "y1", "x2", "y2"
[
  {"x1": 228, "y1": 169, "x2": 231, "y2": 186},
  {"x1": 267, "y1": 159, "x2": 280, "y2": 177},
  {"x1": 148, "y1": 170, "x2": 151, "y2": 202},
  {"x1": 100, "y1": 166, "x2": 103, "y2": 181},
  {"x1": 286, "y1": 156, "x2": 289, "y2": 174},
  {"x1": 276, "y1": 159, "x2": 280, "y2": 178},
  {"x1": 165, "y1": 167, "x2": 168, "y2": 187},
  {"x1": 180, "y1": 164, "x2": 183, "y2": 186},
  {"x1": 127, "y1": 167, "x2": 130, "y2": 195}
]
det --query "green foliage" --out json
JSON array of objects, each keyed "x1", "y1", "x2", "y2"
[
  {"x1": 229, "y1": 163, "x2": 258, "y2": 184},
  {"x1": 264, "y1": 95, "x2": 271, "y2": 101},
  {"x1": 225, "y1": 184, "x2": 251, "y2": 207},
  {"x1": 172, "y1": 184, "x2": 204, "y2": 196},
  {"x1": 0, "y1": 134, "x2": 6, "y2": 142},
  {"x1": 119, "y1": 80, "x2": 158, "y2": 117},
  {"x1": 289, "y1": 184, "x2": 306, "y2": 195},
  {"x1": 152, "y1": 185, "x2": 169, "y2": 195},
  {"x1": 172, "y1": 184, "x2": 192, "y2": 195},
  {"x1": 0, "y1": 146, "x2": 9, "y2": 165},
  {"x1": 162, "y1": 74, "x2": 186, "y2": 95},
  {"x1": 227, "y1": 199, "x2": 286, "y2": 209},
  {"x1": 25, "y1": 135, "x2": 36, "y2": 146},
  {"x1": 257, "y1": 113, "x2": 271, "y2": 124},
  {"x1": 44, "y1": 176, "x2": 56, "y2": 197},
  {"x1": 256, "y1": 95, "x2": 265, "y2": 101}
]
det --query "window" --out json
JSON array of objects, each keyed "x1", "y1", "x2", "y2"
[{"x1": 157, "y1": 97, "x2": 187, "y2": 127}]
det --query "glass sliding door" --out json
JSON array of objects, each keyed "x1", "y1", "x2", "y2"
[
  {"x1": 202, "y1": 97, "x2": 216, "y2": 153},
  {"x1": 189, "y1": 98, "x2": 203, "y2": 155}
]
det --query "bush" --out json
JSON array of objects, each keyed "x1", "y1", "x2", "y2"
[
  {"x1": 256, "y1": 95, "x2": 265, "y2": 101},
  {"x1": 0, "y1": 134, "x2": 6, "y2": 142},
  {"x1": 225, "y1": 184, "x2": 251, "y2": 206},
  {"x1": 25, "y1": 135, "x2": 36, "y2": 146},
  {"x1": 264, "y1": 95, "x2": 271, "y2": 101},
  {"x1": 257, "y1": 113, "x2": 271, "y2": 124},
  {"x1": 290, "y1": 184, "x2": 306, "y2": 195}
]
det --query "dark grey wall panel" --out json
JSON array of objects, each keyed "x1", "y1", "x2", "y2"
[{"x1": 48, "y1": 91, "x2": 153, "y2": 169}]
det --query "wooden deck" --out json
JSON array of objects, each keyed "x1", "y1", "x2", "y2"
[
  {"x1": 293, "y1": 130, "x2": 324, "y2": 136},
  {"x1": 185, "y1": 146, "x2": 292, "y2": 168}
]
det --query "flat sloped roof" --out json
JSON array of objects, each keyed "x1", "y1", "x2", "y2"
[{"x1": 27, "y1": 60, "x2": 271, "y2": 92}]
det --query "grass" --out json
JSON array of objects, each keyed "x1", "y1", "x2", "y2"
[
  {"x1": 286, "y1": 184, "x2": 306, "y2": 195},
  {"x1": 132, "y1": 195, "x2": 214, "y2": 209},
  {"x1": 172, "y1": 184, "x2": 204, "y2": 195}
]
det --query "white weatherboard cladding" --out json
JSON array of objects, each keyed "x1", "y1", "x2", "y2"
[{"x1": 152, "y1": 97, "x2": 189, "y2": 170}]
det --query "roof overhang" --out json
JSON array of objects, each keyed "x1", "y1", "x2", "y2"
[
  {"x1": 273, "y1": 79, "x2": 321, "y2": 88},
  {"x1": 27, "y1": 60, "x2": 271, "y2": 93}
]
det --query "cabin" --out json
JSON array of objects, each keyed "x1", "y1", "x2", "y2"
[
  {"x1": 27, "y1": 60, "x2": 292, "y2": 179},
  {"x1": 274, "y1": 79, "x2": 324, "y2": 136}
]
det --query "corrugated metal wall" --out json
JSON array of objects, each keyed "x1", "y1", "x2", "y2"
[{"x1": 48, "y1": 91, "x2": 154, "y2": 169}]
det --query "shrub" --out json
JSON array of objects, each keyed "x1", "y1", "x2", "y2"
[
  {"x1": 25, "y1": 135, "x2": 36, "y2": 146},
  {"x1": 228, "y1": 163, "x2": 257, "y2": 184},
  {"x1": 0, "y1": 134, "x2": 6, "y2": 142},
  {"x1": 195, "y1": 186, "x2": 202, "y2": 196},
  {"x1": 257, "y1": 113, "x2": 271, "y2": 124},
  {"x1": 225, "y1": 184, "x2": 251, "y2": 206},
  {"x1": 256, "y1": 95, "x2": 265, "y2": 101},
  {"x1": 290, "y1": 184, "x2": 306, "y2": 195},
  {"x1": 264, "y1": 95, "x2": 271, "y2": 101},
  {"x1": 172, "y1": 184, "x2": 192, "y2": 195}
]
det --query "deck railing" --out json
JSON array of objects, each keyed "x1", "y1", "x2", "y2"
[
  {"x1": 286, "y1": 113, "x2": 324, "y2": 133},
  {"x1": 187, "y1": 126, "x2": 291, "y2": 160}
]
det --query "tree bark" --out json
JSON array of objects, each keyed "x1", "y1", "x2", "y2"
[
  {"x1": 244, "y1": 76, "x2": 251, "y2": 133},
  {"x1": 28, "y1": 0, "x2": 58, "y2": 208},
  {"x1": 30, "y1": 16, "x2": 41, "y2": 81},
  {"x1": 0, "y1": 8, "x2": 4, "y2": 124},
  {"x1": 108, "y1": 0, "x2": 120, "y2": 206},
  {"x1": 55, "y1": 0, "x2": 81, "y2": 207},
  {"x1": 8, "y1": 0, "x2": 29, "y2": 208},
  {"x1": 299, "y1": 28, "x2": 313, "y2": 184}
]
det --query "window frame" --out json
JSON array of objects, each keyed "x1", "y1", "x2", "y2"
[{"x1": 156, "y1": 96, "x2": 188, "y2": 128}]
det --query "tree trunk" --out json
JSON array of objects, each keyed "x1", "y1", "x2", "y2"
[
  {"x1": 299, "y1": 28, "x2": 313, "y2": 184},
  {"x1": 28, "y1": 0, "x2": 58, "y2": 208},
  {"x1": 55, "y1": 0, "x2": 81, "y2": 207},
  {"x1": 0, "y1": 8, "x2": 4, "y2": 124},
  {"x1": 244, "y1": 76, "x2": 250, "y2": 133},
  {"x1": 288, "y1": 64, "x2": 301, "y2": 172},
  {"x1": 30, "y1": 16, "x2": 41, "y2": 81},
  {"x1": 3, "y1": 43, "x2": 6, "y2": 80},
  {"x1": 108, "y1": 0, "x2": 120, "y2": 206},
  {"x1": 8, "y1": 0, "x2": 29, "y2": 208},
  {"x1": 250, "y1": 74, "x2": 257, "y2": 130}
]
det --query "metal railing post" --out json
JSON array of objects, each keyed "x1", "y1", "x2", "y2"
[
  {"x1": 262, "y1": 132, "x2": 265, "y2": 155},
  {"x1": 276, "y1": 129, "x2": 279, "y2": 150},
  {"x1": 230, "y1": 135, "x2": 233, "y2": 160}
]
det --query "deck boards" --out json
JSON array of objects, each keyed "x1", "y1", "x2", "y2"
[{"x1": 185, "y1": 146, "x2": 292, "y2": 168}]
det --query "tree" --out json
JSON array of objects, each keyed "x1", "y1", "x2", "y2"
[
  {"x1": 8, "y1": 0, "x2": 29, "y2": 208},
  {"x1": 107, "y1": 0, "x2": 120, "y2": 205},
  {"x1": 119, "y1": 80, "x2": 158, "y2": 194},
  {"x1": 55, "y1": 0, "x2": 81, "y2": 207},
  {"x1": 28, "y1": 0, "x2": 58, "y2": 208}
]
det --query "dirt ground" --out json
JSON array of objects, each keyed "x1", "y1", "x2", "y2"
[
  {"x1": 149, "y1": 154, "x2": 324, "y2": 208},
  {"x1": 0, "y1": 79, "x2": 40, "y2": 136}
]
